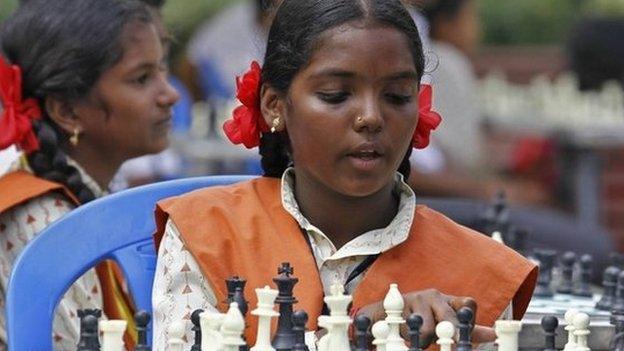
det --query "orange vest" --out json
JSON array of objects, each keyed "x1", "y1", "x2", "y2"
[
  {"x1": 154, "y1": 177, "x2": 538, "y2": 344},
  {"x1": 0, "y1": 171, "x2": 137, "y2": 347}
]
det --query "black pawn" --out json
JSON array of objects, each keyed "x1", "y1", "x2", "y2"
[
  {"x1": 534, "y1": 250, "x2": 557, "y2": 298},
  {"x1": 482, "y1": 190, "x2": 510, "y2": 236},
  {"x1": 233, "y1": 286, "x2": 250, "y2": 351},
  {"x1": 354, "y1": 315, "x2": 371, "y2": 351},
  {"x1": 573, "y1": 254, "x2": 593, "y2": 298},
  {"x1": 456, "y1": 307, "x2": 473, "y2": 351},
  {"x1": 134, "y1": 310, "x2": 151, "y2": 351},
  {"x1": 596, "y1": 266, "x2": 621, "y2": 311},
  {"x1": 612, "y1": 271, "x2": 624, "y2": 314},
  {"x1": 292, "y1": 310, "x2": 309, "y2": 351},
  {"x1": 540, "y1": 315, "x2": 558, "y2": 351},
  {"x1": 407, "y1": 314, "x2": 423, "y2": 351},
  {"x1": 557, "y1": 251, "x2": 576, "y2": 294},
  {"x1": 191, "y1": 309, "x2": 204, "y2": 351},
  {"x1": 77, "y1": 314, "x2": 100, "y2": 351},
  {"x1": 272, "y1": 262, "x2": 299, "y2": 351}
]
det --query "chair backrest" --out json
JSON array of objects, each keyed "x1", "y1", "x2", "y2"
[{"x1": 7, "y1": 175, "x2": 253, "y2": 350}]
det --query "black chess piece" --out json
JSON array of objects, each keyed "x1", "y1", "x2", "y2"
[
  {"x1": 407, "y1": 314, "x2": 423, "y2": 351},
  {"x1": 610, "y1": 309, "x2": 624, "y2": 351},
  {"x1": 573, "y1": 254, "x2": 593, "y2": 298},
  {"x1": 226, "y1": 276, "x2": 247, "y2": 303},
  {"x1": 77, "y1": 314, "x2": 100, "y2": 351},
  {"x1": 134, "y1": 310, "x2": 151, "y2": 351},
  {"x1": 272, "y1": 262, "x2": 299, "y2": 351},
  {"x1": 541, "y1": 315, "x2": 558, "y2": 351},
  {"x1": 596, "y1": 266, "x2": 621, "y2": 311},
  {"x1": 456, "y1": 307, "x2": 473, "y2": 351},
  {"x1": 557, "y1": 251, "x2": 576, "y2": 294},
  {"x1": 534, "y1": 249, "x2": 557, "y2": 298},
  {"x1": 353, "y1": 315, "x2": 371, "y2": 351},
  {"x1": 613, "y1": 271, "x2": 624, "y2": 314},
  {"x1": 191, "y1": 309, "x2": 204, "y2": 351},
  {"x1": 481, "y1": 190, "x2": 510, "y2": 236},
  {"x1": 291, "y1": 310, "x2": 309, "y2": 351},
  {"x1": 232, "y1": 286, "x2": 250, "y2": 351}
]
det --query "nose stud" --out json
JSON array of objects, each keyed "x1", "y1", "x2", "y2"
[{"x1": 356, "y1": 116, "x2": 364, "y2": 123}]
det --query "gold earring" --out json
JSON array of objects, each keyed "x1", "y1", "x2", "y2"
[
  {"x1": 69, "y1": 128, "x2": 80, "y2": 146},
  {"x1": 356, "y1": 116, "x2": 364, "y2": 123},
  {"x1": 271, "y1": 117, "x2": 280, "y2": 133}
]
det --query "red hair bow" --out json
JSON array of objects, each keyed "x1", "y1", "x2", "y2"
[
  {"x1": 223, "y1": 61, "x2": 269, "y2": 148},
  {"x1": 413, "y1": 84, "x2": 442, "y2": 149},
  {"x1": 0, "y1": 56, "x2": 42, "y2": 154}
]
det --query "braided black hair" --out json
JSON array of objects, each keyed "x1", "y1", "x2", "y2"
[
  {"x1": 1, "y1": 0, "x2": 152, "y2": 203},
  {"x1": 259, "y1": 0, "x2": 424, "y2": 179}
]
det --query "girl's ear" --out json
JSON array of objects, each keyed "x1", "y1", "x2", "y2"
[
  {"x1": 44, "y1": 96, "x2": 82, "y2": 135},
  {"x1": 260, "y1": 84, "x2": 286, "y2": 132}
]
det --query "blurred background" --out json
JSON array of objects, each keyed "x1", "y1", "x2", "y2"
[{"x1": 3, "y1": 0, "x2": 624, "y2": 251}]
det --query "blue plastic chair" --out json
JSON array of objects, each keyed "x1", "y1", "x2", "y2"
[{"x1": 7, "y1": 175, "x2": 253, "y2": 350}]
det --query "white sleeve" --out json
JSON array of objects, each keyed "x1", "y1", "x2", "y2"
[{"x1": 152, "y1": 219, "x2": 219, "y2": 350}]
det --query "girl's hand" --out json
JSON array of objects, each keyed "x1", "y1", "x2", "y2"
[{"x1": 356, "y1": 289, "x2": 496, "y2": 347}]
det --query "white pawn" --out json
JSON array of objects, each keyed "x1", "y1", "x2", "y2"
[
  {"x1": 563, "y1": 309, "x2": 579, "y2": 351},
  {"x1": 383, "y1": 283, "x2": 408, "y2": 351},
  {"x1": 435, "y1": 321, "x2": 455, "y2": 351},
  {"x1": 573, "y1": 312, "x2": 591, "y2": 351},
  {"x1": 200, "y1": 310, "x2": 225, "y2": 351},
  {"x1": 495, "y1": 320, "x2": 522, "y2": 351},
  {"x1": 220, "y1": 302, "x2": 247, "y2": 351},
  {"x1": 372, "y1": 320, "x2": 391, "y2": 351},
  {"x1": 251, "y1": 286, "x2": 280, "y2": 351},
  {"x1": 168, "y1": 320, "x2": 187, "y2": 351},
  {"x1": 99, "y1": 320, "x2": 127, "y2": 351}
]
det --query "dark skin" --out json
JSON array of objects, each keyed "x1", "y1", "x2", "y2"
[
  {"x1": 45, "y1": 21, "x2": 179, "y2": 189},
  {"x1": 261, "y1": 22, "x2": 496, "y2": 346}
]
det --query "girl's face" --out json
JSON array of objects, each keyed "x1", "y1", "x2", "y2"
[
  {"x1": 73, "y1": 21, "x2": 179, "y2": 161},
  {"x1": 282, "y1": 23, "x2": 419, "y2": 197}
]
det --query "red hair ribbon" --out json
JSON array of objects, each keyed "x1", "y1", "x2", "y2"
[
  {"x1": 222, "y1": 62, "x2": 442, "y2": 149},
  {"x1": 0, "y1": 56, "x2": 42, "y2": 154}
]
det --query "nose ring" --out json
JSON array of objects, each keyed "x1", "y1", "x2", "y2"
[{"x1": 356, "y1": 116, "x2": 364, "y2": 123}]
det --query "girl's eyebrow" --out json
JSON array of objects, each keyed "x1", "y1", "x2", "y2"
[
  {"x1": 311, "y1": 69, "x2": 419, "y2": 81},
  {"x1": 384, "y1": 71, "x2": 419, "y2": 81}
]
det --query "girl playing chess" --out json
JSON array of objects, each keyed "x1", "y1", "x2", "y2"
[
  {"x1": 153, "y1": 0, "x2": 537, "y2": 348},
  {"x1": 0, "y1": 0, "x2": 179, "y2": 348}
]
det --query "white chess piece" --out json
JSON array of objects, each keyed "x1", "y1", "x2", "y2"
[
  {"x1": 167, "y1": 320, "x2": 187, "y2": 351},
  {"x1": 251, "y1": 286, "x2": 280, "y2": 351},
  {"x1": 99, "y1": 320, "x2": 127, "y2": 351},
  {"x1": 372, "y1": 320, "x2": 391, "y2": 351},
  {"x1": 435, "y1": 321, "x2": 455, "y2": 351},
  {"x1": 383, "y1": 283, "x2": 408, "y2": 351},
  {"x1": 322, "y1": 283, "x2": 352, "y2": 351},
  {"x1": 495, "y1": 320, "x2": 522, "y2": 351},
  {"x1": 563, "y1": 309, "x2": 579, "y2": 351},
  {"x1": 200, "y1": 310, "x2": 226, "y2": 351},
  {"x1": 573, "y1": 312, "x2": 591, "y2": 351},
  {"x1": 220, "y1": 302, "x2": 247, "y2": 351}
]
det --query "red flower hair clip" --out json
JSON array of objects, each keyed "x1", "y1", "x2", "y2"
[
  {"x1": 222, "y1": 61, "x2": 269, "y2": 148},
  {"x1": 413, "y1": 84, "x2": 442, "y2": 149},
  {"x1": 0, "y1": 56, "x2": 42, "y2": 154}
]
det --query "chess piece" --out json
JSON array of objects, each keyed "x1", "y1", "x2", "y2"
[
  {"x1": 573, "y1": 254, "x2": 593, "y2": 298},
  {"x1": 557, "y1": 251, "x2": 576, "y2": 294},
  {"x1": 572, "y1": 312, "x2": 590, "y2": 351},
  {"x1": 612, "y1": 271, "x2": 624, "y2": 314},
  {"x1": 272, "y1": 262, "x2": 299, "y2": 351},
  {"x1": 406, "y1": 314, "x2": 423, "y2": 351},
  {"x1": 482, "y1": 190, "x2": 510, "y2": 236},
  {"x1": 201, "y1": 311, "x2": 226, "y2": 351},
  {"x1": 435, "y1": 321, "x2": 455, "y2": 351},
  {"x1": 372, "y1": 320, "x2": 390, "y2": 351},
  {"x1": 563, "y1": 309, "x2": 579, "y2": 351},
  {"x1": 534, "y1": 249, "x2": 557, "y2": 298},
  {"x1": 134, "y1": 310, "x2": 151, "y2": 351},
  {"x1": 221, "y1": 302, "x2": 247, "y2": 351},
  {"x1": 610, "y1": 309, "x2": 624, "y2": 351},
  {"x1": 291, "y1": 310, "x2": 309, "y2": 351},
  {"x1": 233, "y1": 287, "x2": 250, "y2": 351},
  {"x1": 77, "y1": 313, "x2": 100, "y2": 351},
  {"x1": 383, "y1": 283, "x2": 408, "y2": 351},
  {"x1": 354, "y1": 315, "x2": 371, "y2": 351},
  {"x1": 491, "y1": 231, "x2": 505, "y2": 245},
  {"x1": 191, "y1": 309, "x2": 204, "y2": 351},
  {"x1": 319, "y1": 283, "x2": 352, "y2": 351},
  {"x1": 494, "y1": 320, "x2": 522, "y2": 351},
  {"x1": 540, "y1": 316, "x2": 558, "y2": 351},
  {"x1": 99, "y1": 320, "x2": 126, "y2": 351},
  {"x1": 611, "y1": 252, "x2": 624, "y2": 270},
  {"x1": 596, "y1": 266, "x2": 620, "y2": 311},
  {"x1": 251, "y1": 286, "x2": 279, "y2": 351},
  {"x1": 168, "y1": 320, "x2": 186, "y2": 351},
  {"x1": 226, "y1": 276, "x2": 247, "y2": 303},
  {"x1": 456, "y1": 307, "x2": 474, "y2": 351}
]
